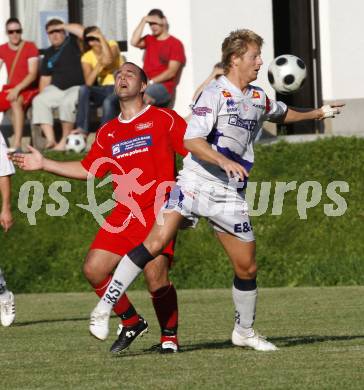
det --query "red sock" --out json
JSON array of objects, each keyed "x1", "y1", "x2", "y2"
[
  {"x1": 151, "y1": 283, "x2": 178, "y2": 344},
  {"x1": 93, "y1": 276, "x2": 139, "y2": 327}
]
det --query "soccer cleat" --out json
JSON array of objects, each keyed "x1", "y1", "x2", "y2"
[
  {"x1": 89, "y1": 308, "x2": 110, "y2": 340},
  {"x1": 0, "y1": 292, "x2": 15, "y2": 327},
  {"x1": 109, "y1": 317, "x2": 148, "y2": 354},
  {"x1": 161, "y1": 340, "x2": 179, "y2": 354},
  {"x1": 232, "y1": 329, "x2": 278, "y2": 351}
]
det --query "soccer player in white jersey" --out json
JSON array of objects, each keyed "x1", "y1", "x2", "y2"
[
  {"x1": 89, "y1": 29, "x2": 343, "y2": 351},
  {"x1": 0, "y1": 130, "x2": 16, "y2": 326}
]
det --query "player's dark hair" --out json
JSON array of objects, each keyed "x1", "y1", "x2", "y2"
[
  {"x1": 45, "y1": 18, "x2": 64, "y2": 31},
  {"x1": 5, "y1": 17, "x2": 21, "y2": 28},
  {"x1": 222, "y1": 29, "x2": 264, "y2": 73},
  {"x1": 123, "y1": 62, "x2": 148, "y2": 85},
  {"x1": 148, "y1": 9, "x2": 165, "y2": 19}
]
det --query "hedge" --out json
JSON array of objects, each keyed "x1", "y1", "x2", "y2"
[{"x1": 1, "y1": 137, "x2": 363, "y2": 292}]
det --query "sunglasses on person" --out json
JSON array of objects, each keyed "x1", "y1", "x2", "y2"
[
  {"x1": 148, "y1": 22, "x2": 163, "y2": 27},
  {"x1": 7, "y1": 29, "x2": 22, "y2": 34},
  {"x1": 47, "y1": 28, "x2": 64, "y2": 35},
  {"x1": 85, "y1": 36, "x2": 99, "y2": 43}
]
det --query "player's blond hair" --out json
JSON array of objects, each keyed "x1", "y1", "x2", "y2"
[{"x1": 221, "y1": 29, "x2": 264, "y2": 73}]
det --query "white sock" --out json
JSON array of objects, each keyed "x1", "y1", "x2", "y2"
[
  {"x1": 95, "y1": 255, "x2": 143, "y2": 313},
  {"x1": 232, "y1": 285, "x2": 257, "y2": 337}
]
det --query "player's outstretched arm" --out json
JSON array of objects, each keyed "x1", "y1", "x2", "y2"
[
  {"x1": 283, "y1": 103, "x2": 345, "y2": 123},
  {"x1": 10, "y1": 145, "x2": 88, "y2": 180}
]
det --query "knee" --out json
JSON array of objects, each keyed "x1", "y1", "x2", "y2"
[
  {"x1": 82, "y1": 258, "x2": 94, "y2": 282},
  {"x1": 145, "y1": 237, "x2": 167, "y2": 258},
  {"x1": 235, "y1": 259, "x2": 257, "y2": 279},
  {"x1": 79, "y1": 85, "x2": 90, "y2": 98}
]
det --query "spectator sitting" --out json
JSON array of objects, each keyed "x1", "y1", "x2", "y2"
[
  {"x1": 72, "y1": 26, "x2": 122, "y2": 137},
  {"x1": 131, "y1": 8, "x2": 186, "y2": 108},
  {"x1": 31, "y1": 19, "x2": 84, "y2": 151},
  {"x1": 0, "y1": 17, "x2": 39, "y2": 152}
]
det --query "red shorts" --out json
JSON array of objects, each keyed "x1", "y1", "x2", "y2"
[{"x1": 90, "y1": 207, "x2": 175, "y2": 262}]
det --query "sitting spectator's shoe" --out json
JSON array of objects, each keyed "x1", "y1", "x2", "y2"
[
  {"x1": 0, "y1": 292, "x2": 16, "y2": 327},
  {"x1": 161, "y1": 339, "x2": 179, "y2": 354},
  {"x1": 110, "y1": 317, "x2": 148, "y2": 354},
  {"x1": 232, "y1": 329, "x2": 278, "y2": 351},
  {"x1": 89, "y1": 308, "x2": 110, "y2": 340}
]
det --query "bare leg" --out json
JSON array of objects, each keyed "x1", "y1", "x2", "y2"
[
  {"x1": 9, "y1": 97, "x2": 25, "y2": 149},
  {"x1": 53, "y1": 121, "x2": 73, "y2": 151},
  {"x1": 40, "y1": 123, "x2": 56, "y2": 149}
]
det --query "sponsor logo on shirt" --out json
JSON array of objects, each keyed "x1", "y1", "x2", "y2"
[
  {"x1": 135, "y1": 121, "x2": 153, "y2": 131},
  {"x1": 252, "y1": 91, "x2": 261, "y2": 99},
  {"x1": 222, "y1": 90, "x2": 232, "y2": 98},
  {"x1": 192, "y1": 106, "x2": 212, "y2": 116},
  {"x1": 226, "y1": 98, "x2": 238, "y2": 113},
  {"x1": 228, "y1": 115, "x2": 257, "y2": 131},
  {"x1": 112, "y1": 135, "x2": 152, "y2": 157},
  {"x1": 252, "y1": 103, "x2": 265, "y2": 110}
]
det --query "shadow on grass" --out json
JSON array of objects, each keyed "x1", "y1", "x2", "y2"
[
  {"x1": 13, "y1": 314, "x2": 122, "y2": 327},
  {"x1": 271, "y1": 334, "x2": 364, "y2": 348},
  {"x1": 112, "y1": 335, "x2": 364, "y2": 358}
]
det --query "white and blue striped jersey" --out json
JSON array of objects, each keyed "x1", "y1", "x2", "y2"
[{"x1": 181, "y1": 75, "x2": 287, "y2": 187}]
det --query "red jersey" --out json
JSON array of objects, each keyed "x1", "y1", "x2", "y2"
[
  {"x1": 143, "y1": 35, "x2": 186, "y2": 95},
  {"x1": 81, "y1": 105, "x2": 187, "y2": 222},
  {"x1": 0, "y1": 41, "x2": 38, "y2": 86}
]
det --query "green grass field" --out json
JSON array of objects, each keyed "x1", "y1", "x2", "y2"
[{"x1": 1, "y1": 287, "x2": 363, "y2": 389}]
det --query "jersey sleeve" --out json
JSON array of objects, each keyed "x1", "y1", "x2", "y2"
[
  {"x1": 81, "y1": 130, "x2": 110, "y2": 178},
  {"x1": 168, "y1": 111, "x2": 188, "y2": 157},
  {"x1": 81, "y1": 49, "x2": 92, "y2": 65},
  {"x1": 26, "y1": 42, "x2": 39, "y2": 59},
  {"x1": 185, "y1": 87, "x2": 221, "y2": 140},
  {"x1": 170, "y1": 39, "x2": 186, "y2": 64},
  {"x1": 263, "y1": 95, "x2": 287, "y2": 121}
]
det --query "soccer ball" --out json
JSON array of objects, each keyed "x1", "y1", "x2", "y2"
[
  {"x1": 268, "y1": 54, "x2": 307, "y2": 94},
  {"x1": 65, "y1": 134, "x2": 86, "y2": 153}
]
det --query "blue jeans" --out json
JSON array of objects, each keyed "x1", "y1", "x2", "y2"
[{"x1": 75, "y1": 85, "x2": 119, "y2": 132}]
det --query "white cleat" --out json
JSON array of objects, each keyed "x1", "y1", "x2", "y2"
[
  {"x1": 232, "y1": 330, "x2": 278, "y2": 351},
  {"x1": 0, "y1": 292, "x2": 16, "y2": 327},
  {"x1": 89, "y1": 308, "x2": 110, "y2": 340}
]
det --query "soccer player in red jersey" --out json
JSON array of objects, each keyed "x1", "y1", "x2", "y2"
[{"x1": 11, "y1": 62, "x2": 187, "y2": 354}]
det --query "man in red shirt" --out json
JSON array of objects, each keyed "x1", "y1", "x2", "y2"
[
  {"x1": 0, "y1": 18, "x2": 39, "y2": 151},
  {"x1": 131, "y1": 9, "x2": 186, "y2": 108},
  {"x1": 11, "y1": 62, "x2": 187, "y2": 354}
]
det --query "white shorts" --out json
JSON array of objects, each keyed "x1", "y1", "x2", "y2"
[{"x1": 163, "y1": 177, "x2": 255, "y2": 242}]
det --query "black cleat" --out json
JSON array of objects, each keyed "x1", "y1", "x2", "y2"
[{"x1": 110, "y1": 317, "x2": 148, "y2": 354}]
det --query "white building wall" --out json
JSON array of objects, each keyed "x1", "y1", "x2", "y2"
[
  {"x1": 190, "y1": 0, "x2": 275, "y2": 100},
  {"x1": 319, "y1": 0, "x2": 364, "y2": 100}
]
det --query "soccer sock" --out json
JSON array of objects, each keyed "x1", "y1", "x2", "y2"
[
  {"x1": 232, "y1": 276, "x2": 257, "y2": 338},
  {"x1": 96, "y1": 244, "x2": 154, "y2": 313},
  {"x1": 93, "y1": 276, "x2": 139, "y2": 327},
  {"x1": 151, "y1": 283, "x2": 178, "y2": 343},
  {"x1": 0, "y1": 268, "x2": 9, "y2": 298}
]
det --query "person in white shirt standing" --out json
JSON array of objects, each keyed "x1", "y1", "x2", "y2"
[{"x1": 0, "y1": 130, "x2": 15, "y2": 326}]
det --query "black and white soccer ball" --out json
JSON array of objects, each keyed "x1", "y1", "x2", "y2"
[
  {"x1": 65, "y1": 134, "x2": 86, "y2": 153},
  {"x1": 268, "y1": 54, "x2": 307, "y2": 94}
]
